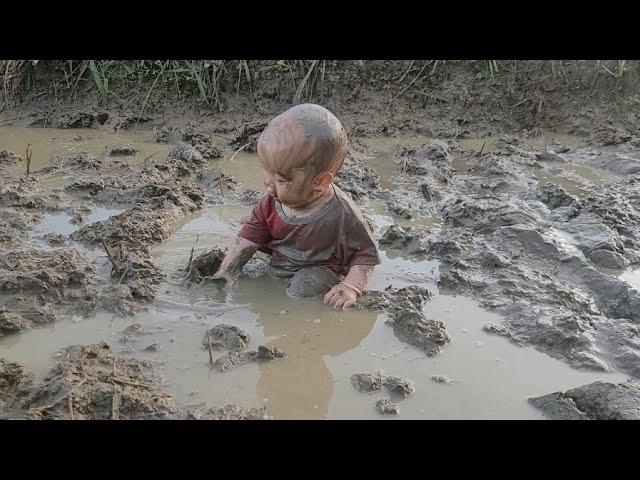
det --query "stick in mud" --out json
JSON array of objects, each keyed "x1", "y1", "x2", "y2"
[
  {"x1": 101, "y1": 239, "x2": 121, "y2": 278},
  {"x1": 207, "y1": 338, "x2": 214, "y2": 365},
  {"x1": 24, "y1": 144, "x2": 32, "y2": 176}
]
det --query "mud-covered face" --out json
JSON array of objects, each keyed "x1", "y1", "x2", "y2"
[{"x1": 263, "y1": 167, "x2": 323, "y2": 209}]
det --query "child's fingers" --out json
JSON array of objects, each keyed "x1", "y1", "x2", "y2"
[
  {"x1": 324, "y1": 287, "x2": 338, "y2": 304},
  {"x1": 341, "y1": 298, "x2": 355, "y2": 311},
  {"x1": 333, "y1": 296, "x2": 347, "y2": 310}
]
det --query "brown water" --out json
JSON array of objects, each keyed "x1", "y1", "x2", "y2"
[{"x1": 0, "y1": 127, "x2": 629, "y2": 419}]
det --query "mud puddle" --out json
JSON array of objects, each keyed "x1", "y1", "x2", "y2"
[
  {"x1": 0, "y1": 197, "x2": 627, "y2": 419},
  {"x1": 0, "y1": 126, "x2": 170, "y2": 172},
  {"x1": 1, "y1": 129, "x2": 634, "y2": 419}
]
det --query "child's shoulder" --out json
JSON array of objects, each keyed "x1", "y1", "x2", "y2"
[{"x1": 332, "y1": 185, "x2": 372, "y2": 231}]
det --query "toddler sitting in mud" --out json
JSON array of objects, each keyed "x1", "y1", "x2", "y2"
[{"x1": 212, "y1": 103, "x2": 380, "y2": 310}]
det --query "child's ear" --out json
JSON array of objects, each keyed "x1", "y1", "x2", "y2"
[{"x1": 315, "y1": 172, "x2": 334, "y2": 187}]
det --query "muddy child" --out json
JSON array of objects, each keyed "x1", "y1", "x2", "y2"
[{"x1": 212, "y1": 103, "x2": 381, "y2": 310}]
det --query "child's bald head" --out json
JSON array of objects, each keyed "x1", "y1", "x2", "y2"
[{"x1": 257, "y1": 103, "x2": 348, "y2": 180}]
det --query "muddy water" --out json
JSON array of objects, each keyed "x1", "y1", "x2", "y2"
[
  {"x1": 0, "y1": 126, "x2": 170, "y2": 172},
  {"x1": 0, "y1": 128, "x2": 630, "y2": 419}
]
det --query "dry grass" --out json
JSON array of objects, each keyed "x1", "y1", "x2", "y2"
[{"x1": 1, "y1": 60, "x2": 638, "y2": 111}]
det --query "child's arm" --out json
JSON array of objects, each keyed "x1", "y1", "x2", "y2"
[
  {"x1": 324, "y1": 264, "x2": 375, "y2": 311},
  {"x1": 212, "y1": 235, "x2": 260, "y2": 283}
]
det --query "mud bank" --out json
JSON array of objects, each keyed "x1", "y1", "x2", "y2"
[
  {"x1": 372, "y1": 137, "x2": 640, "y2": 378},
  {"x1": 530, "y1": 379, "x2": 640, "y2": 420}
]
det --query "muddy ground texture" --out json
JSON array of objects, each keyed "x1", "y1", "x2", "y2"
[{"x1": 2, "y1": 67, "x2": 640, "y2": 418}]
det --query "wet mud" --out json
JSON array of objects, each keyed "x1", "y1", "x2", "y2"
[{"x1": 0, "y1": 111, "x2": 638, "y2": 419}]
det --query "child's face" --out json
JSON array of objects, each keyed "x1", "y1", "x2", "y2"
[{"x1": 263, "y1": 167, "x2": 321, "y2": 209}]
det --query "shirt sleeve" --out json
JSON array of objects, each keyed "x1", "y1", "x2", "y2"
[
  {"x1": 343, "y1": 209, "x2": 381, "y2": 268},
  {"x1": 238, "y1": 194, "x2": 272, "y2": 246}
]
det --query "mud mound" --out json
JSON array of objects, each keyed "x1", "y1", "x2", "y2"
[
  {"x1": 73, "y1": 182, "x2": 203, "y2": 248},
  {"x1": 351, "y1": 371, "x2": 415, "y2": 397},
  {"x1": 39, "y1": 152, "x2": 104, "y2": 173},
  {"x1": 375, "y1": 398, "x2": 399, "y2": 415},
  {"x1": 0, "y1": 248, "x2": 96, "y2": 333},
  {"x1": 230, "y1": 121, "x2": 267, "y2": 153},
  {"x1": 530, "y1": 380, "x2": 640, "y2": 420},
  {"x1": 1, "y1": 343, "x2": 270, "y2": 420},
  {"x1": 358, "y1": 286, "x2": 451, "y2": 356},
  {"x1": 335, "y1": 155, "x2": 386, "y2": 201},
  {"x1": 212, "y1": 345, "x2": 286, "y2": 373},
  {"x1": 0, "y1": 150, "x2": 21, "y2": 166},
  {"x1": 202, "y1": 324, "x2": 251, "y2": 351},
  {"x1": 1, "y1": 177, "x2": 67, "y2": 211}
]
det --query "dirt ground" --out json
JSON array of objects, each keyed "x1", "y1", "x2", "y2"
[{"x1": 1, "y1": 60, "x2": 639, "y2": 419}]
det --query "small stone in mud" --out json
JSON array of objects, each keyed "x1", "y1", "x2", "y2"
[
  {"x1": 202, "y1": 324, "x2": 251, "y2": 351},
  {"x1": 212, "y1": 345, "x2": 286, "y2": 372},
  {"x1": 109, "y1": 145, "x2": 137, "y2": 157},
  {"x1": 375, "y1": 398, "x2": 399, "y2": 416},
  {"x1": 431, "y1": 375, "x2": 452, "y2": 384},
  {"x1": 144, "y1": 343, "x2": 161, "y2": 352},
  {"x1": 124, "y1": 323, "x2": 144, "y2": 335}
]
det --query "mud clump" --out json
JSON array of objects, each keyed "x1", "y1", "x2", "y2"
[
  {"x1": 156, "y1": 127, "x2": 222, "y2": 160},
  {"x1": 0, "y1": 150, "x2": 21, "y2": 166},
  {"x1": 530, "y1": 380, "x2": 640, "y2": 420},
  {"x1": 73, "y1": 181, "x2": 203, "y2": 248},
  {"x1": 335, "y1": 155, "x2": 386, "y2": 201},
  {"x1": 386, "y1": 309, "x2": 451, "y2": 356},
  {"x1": 30, "y1": 111, "x2": 108, "y2": 129},
  {"x1": 379, "y1": 225, "x2": 429, "y2": 255},
  {"x1": 351, "y1": 371, "x2": 415, "y2": 397},
  {"x1": 203, "y1": 324, "x2": 251, "y2": 351},
  {"x1": 109, "y1": 145, "x2": 137, "y2": 157},
  {"x1": 0, "y1": 359, "x2": 34, "y2": 413},
  {"x1": 431, "y1": 375, "x2": 452, "y2": 384},
  {"x1": 357, "y1": 286, "x2": 450, "y2": 356},
  {"x1": 184, "y1": 248, "x2": 225, "y2": 284},
  {"x1": 375, "y1": 398, "x2": 399, "y2": 415},
  {"x1": 231, "y1": 122, "x2": 267, "y2": 153},
  {"x1": 212, "y1": 345, "x2": 286, "y2": 373}
]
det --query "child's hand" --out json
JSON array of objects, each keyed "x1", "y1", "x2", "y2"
[
  {"x1": 324, "y1": 284, "x2": 358, "y2": 311},
  {"x1": 211, "y1": 270, "x2": 235, "y2": 288}
]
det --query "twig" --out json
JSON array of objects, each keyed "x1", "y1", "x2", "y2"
[
  {"x1": 478, "y1": 141, "x2": 487, "y2": 156},
  {"x1": 207, "y1": 337, "x2": 214, "y2": 365},
  {"x1": 187, "y1": 234, "x2": 200, "y2": 272},
  {"x1": 25, "y1": 144, "x2": 32, "y2": 177},
  {"x1": 101, "y1": 239, "x2": 120, "y2": 277},
  {"x1": 110, "y1": 378, "x2": 155, "y2": 390},
  {"x1": 227, "y1": 142, "x2": 251, "y2": 163},
  {"x1": 68, "y1": 394, "x2": 74, "y2": 420},
  {"x1": 386, "y1": 60, "x2": 430, "y2": 111}
]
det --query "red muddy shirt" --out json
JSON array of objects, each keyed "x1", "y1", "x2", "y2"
[{"x1": 239, "y1": 185, "x2": 381, "y2": 277}]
